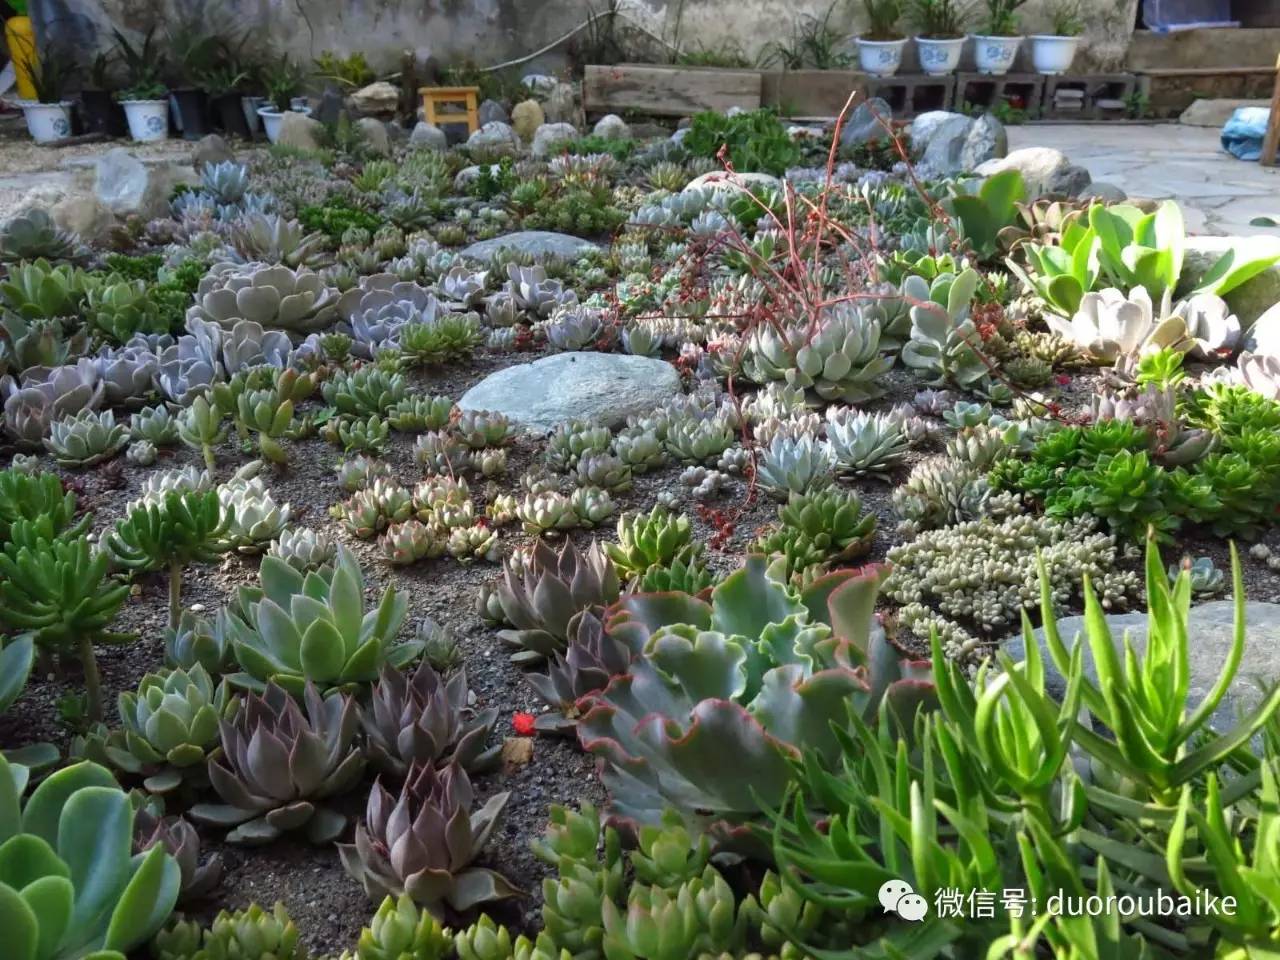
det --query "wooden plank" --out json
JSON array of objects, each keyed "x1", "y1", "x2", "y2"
[
  {"x1": 1263, "y1": 54, "x2": 1280, "y2": 167},
  {"x1": 761, "y1": 70, "x2": 868, "y2": 118},
  {"x1": 583, "y1": 64, "x2": 761, "y2": 116}
]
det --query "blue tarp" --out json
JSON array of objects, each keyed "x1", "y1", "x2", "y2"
[{"x1": 1222, "y1": 106, "x2": 1273, "y2": 162}]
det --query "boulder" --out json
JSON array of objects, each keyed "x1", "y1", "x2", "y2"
[
  {"x1": 93, "y1": 149, "x2": 195, "y2": 220},
  {"x1": 191, "y1": 134, "x2": 233, "y2": 169},
  {"x1": 459, "y1": 230, "x2": 603, "y2": 261},
  {"x1": 478, "y1": 99, "x2": 509, "y2": 126},
  {"x1": 276, "y1": 112, "x2": 324, "y2": 152},
  {"x1": 531, "y1": 122, "x2": 578, "y2": 158},
  {"x1": 1180, "y1": 235, "x2": 1280, "y2": 328},
  {"x1": 315, "y1": 86, "x2": 345, "y2": 126},
  {"x1": 592, "y1": 113, "x2": 631, "y2": 140},
  {"x1": 684, "y1": 170, "x2": 782, "y2": 194},
  {"x1": 409, "y1": 122, "x2": 448, "y2": 151},
  {"x1": 974, "y1": 147, "x2": 1091, "y2": 198},
  {"x1": 510, "y1": 99, "x2": 545, "y2": 142},
  {"x1": 466, "y1": 121, "x2": 521, "y2": 159},
  {"x1": 1004, "y1": 601, "x2": 1280, "y2": 733},
  {"x1": 840, "y1": 96, "x2": 893, "y2": 146},
  {"x1": 355, "y1": 117, "x2": 390, "y2": 156},
  {"x1": 542, "y1": 81, "x2": 577, "y2": 124},
  {"x1": 458, "y1": 352, "x2": 682, "y2": 433},
  {"x1": 349, "y1": 81, "x2": 399, "y2": 115},
  {"x1": 1078, "y1": 182, "x2": 1127, "y2": 203},
  {"x1": 908, "y1": 111, "x2": 1007, "y2": 177},
  {"x1": 51, "y1": 192, "x2": 114, "y2": 244}
]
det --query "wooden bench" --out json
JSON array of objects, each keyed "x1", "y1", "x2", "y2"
[
  {"x1": 1263, "y1": 54, "x2": 1280, "y2": 167},
  {"x1": 419, "y1": 86, "x2": 481, "y2": 135}
]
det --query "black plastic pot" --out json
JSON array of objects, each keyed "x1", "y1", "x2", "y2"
[
  {"x1": 210, "y1": 92, "x2": 251, "y2": 139},
  {"x1": 79, "y1": 89, "x2": 127, "y2": 137},
  {"x1": 172, "y1": 88, "x2": 211, "y2": 140}
]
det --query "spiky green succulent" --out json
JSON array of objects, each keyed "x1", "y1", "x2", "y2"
[{"x1": 606, "y1": 506, "x2": 697, "y2": 581}]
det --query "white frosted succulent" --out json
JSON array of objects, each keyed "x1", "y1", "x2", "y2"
[
  {"x1": 1045, "y1": 287, "x2": 1187, "y2": 363},
  {"x1": 824, "y1": 408, "x2": 908, "y2": 477},
  {"x1": 268, "y1": 527, "x2": 337, "y2": 571},
  {"x1": 218, "y1": 465, "x2": 292, "y2": 553},
  {"x1": 1172, "y1": 293, "x2": 1240, "y2": 359},
  {"x1": 755, "y1": 433, "x2": 835, "y2": 499}
]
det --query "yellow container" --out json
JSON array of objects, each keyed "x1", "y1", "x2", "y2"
[{"x1": 5, "y1": 16, "x2": 38, "y2": 102}]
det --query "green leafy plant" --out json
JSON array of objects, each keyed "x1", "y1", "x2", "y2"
[
  {"x1": 982, "y1": 0, "x2": 1027, "y2": 35},
  {"x1": 908, "y1": 0, "x2": 969, "y2": 37},
  {"x1": 945, "y1": 169, "x2": 1025, "y2": 261},
  {"x1": 863, "y1": 0, "x2": 904, "y2": 40},
  {"x1": 683, "y1": 109, "x2": 801, "y2": 176},
  {"x1": 112, "y1": 26, "x2": 168, "y2": 100},
  {"x1": 1050, "y1": 0, "x2": 1085, "y2": 35}
]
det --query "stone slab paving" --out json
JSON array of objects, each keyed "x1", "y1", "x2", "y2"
[{"x1": 1008, "y1": 123, "x2": 1280, "y2": 236}]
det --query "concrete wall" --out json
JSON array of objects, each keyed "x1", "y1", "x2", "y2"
[{"x1": 32, "y1": 0, "x2": 1142, "y2": 83}]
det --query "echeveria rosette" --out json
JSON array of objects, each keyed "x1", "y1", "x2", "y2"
[
  {"x1": 576, "y1": 556, "x2": 935, "y2": 837},
  {"x1": 337, "y1": 762, "x2": 520, "y2": 918},
  {"x1": 190, "y1": 682, "x2": 365, "y2": 845},
  {"x1": 0, "y1": 753, "x2": 181, "y2": 960},
  {"x1": 224, "y1": 544, "x2": 418, "y2": 695}
]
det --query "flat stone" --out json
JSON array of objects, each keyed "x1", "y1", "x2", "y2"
[
  {"x1": 1004, "y1": 601, "x2": 1280, "y2": 733},
  {"x1": 1180, "y1": 235, "x2": 1280, "y2": 328},
  {"x1": 458, "y1": 352, "x2": 682, "y2": 433},
  {"x1": 1180, "y1": 98, "x2": 1270, "y2": 128},
  {"x1": 459, "y1": 230, "x2": 602, "y2": 261},
  {"x1": 974, "y1": 146, "x2": 1091, "y2": 197},
  {"x1": 349, "y1": 81, "x2": 399, "y2": 115}
]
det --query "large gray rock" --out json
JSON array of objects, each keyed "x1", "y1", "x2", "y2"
[
  {"x1": 192, "y1": 134, "x2": 233, "y2": 169},
  {"x1": 355, "y1": 118, "x2": 390, "y2": 156},
  {"x1": 841, "y1": 97, "x2": 893, "y2": 146},
  {"x1": 478, "y1": 99, "x2": 509, "y2": 126},
  {"x1": 409, "y1": 122, "x2": 448, "y2": 151},
  {"x1": 974, "y1": 147, "x2": 1091, "y2": 198},
  {"x1": 467, "y1": 121, "x2": 521, "y2": 158},
  {"x1": 958, "y1": 113, "x2": 1008, "y2": 171},
  {"x1": 910, "y1": 111, "x2": 1008, "y2": 177},
  {"x1": 276, "y1": 112, "x2": 324, "y2": 152},
  {"x1": 1004, "y1": 601, "x2": 1280, "y2": 732},
  {"x1": 349, "y1": 81, "x2": 399, "y2": 115},
  {"x1": 531, "y1": 122, "x2": 579, "y2": 158},
  {"x1": 1180, "y1": 98, "x2": 1270, "y2": 128},
  {"x1": 51, "y1": 192, "x2": 114, "y2": 244},
  {"x1": 522, "y1": 74, "x2": 559, "y2": 97},
  {"x1": 542, "y1": 82, "x2": 577, "y2": 125},
  {"x1": 1180, "y1": 235, "x2": 1280, "y2": 328},
  {"x1": 592, "y1": 113, "x2": 631, "y2": 140},
  {"x1": 93, "y1": 149, "x2": 195, "y2": 220},
  {"x1": 459, "y1": 352, "x2": 682, "y2": 433},
  {"x1": 460, "y1": 230, "x2": 602, "y2": 261}
]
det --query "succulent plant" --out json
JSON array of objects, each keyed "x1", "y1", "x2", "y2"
[
  {"x1": 543, "y1": 305, "x2": 612, "y2": 352},
  {"x1": 361, "y1": 661, "x2": 499, "y2": 778},
  {"x1": 454, "y1": 409, "x2": 514, "y2": 448},
  {"x1": 606, "y1": 506, "x2": 697, "y2": 581},
  {"x1": 223, "y1": 544, "x2": 418, "y2": 694},
  {"x1": 42, "y1": 407, "x2": 127, "y2": 467},
  {"x1": 338, "y1": 762, "x2": 519, "y2": 916},
  {"x1": 516, "y1": 490, "x2": 580, "y2": 536},
  {"x1": 575, "y1": 451, "x2": 633, "y2": 492},
  {"x1": 1172, "y1": 292, "x2": 1241, "y2": 359},
  {"x1": 201, "y1": 160, "x2": 251, "y2": 204},
  {"x1": 1168, "y1": 555, "x2": 1225, "y2": 596},
  {"x1": 130, "y1": 403, "x2": 181, "y2": 445},
  {"x1": 170, "y1": 903, "x2": 307, "y2": 960},
  {"x1": 755, "y1": 432, "x2": 835, "y2": 500},
  {"x1": 85, "y1": 276, "x2": 167, "y2": 342},
  {"x1": 100, "y1": 664, "x2": 237, "y2": 794},
  {"x1": 506, "y1": 263, "x2": 578, "y2": 318},
  {"x1": 219, "y1": 469, "x2": 292, "y2": 554},
  {"x1": 397, "y1": 312, "x2": 484, "y2": 366},
  {"x1": 0, "y1": 465, "x2": 86, "y2": 545},
  {"x1": 230, "y1": 212, "x2": 329, "y2": 268},
  {"x1": 899, "y1": 270, "x2": 992, "y2": 390},
  {"x1": 1046, "y1": 287, "x2": 1188, "y2": 363},
  {"x1": 268, "y1": 527, "x2": 337, "y2": 571},
  {"x1": 824, "y1": 408, "x2": 909, "y2": 477},
  {"x1": 745, "y1": 304, "x2": 893, "y2": 404},
  {"x1": 331, "y1": 413, "x2": 391, "y2": 455},
  {"x1": 438, "y1": 265, "x2": 489, "y2": 309},
  {"x1": 165, "y1": 608, "x2": 237, "y2": 675},
  {"x1": 187, "y1": 261, "x2": 339, "y2": 333},
  {"x1": 527, "y1": 609, "x2": 633, "y2": 734},
  {"x1": 664, "y1": 416, "x2": 735, "y2": 465},
  {"x1": 0, "y1": 208, "x2": 84, "y2": 263},
  {"x1": 578, "y1": 557, "x2": 935, "y2": 834},
  {"x1": 546, "y1": 418, "x2": 612, "y2": 472},
  {"x1": 191, "y1": 682, "x2": 365, "y2": 844},
  {"x1": 0, "y1": 753, "x2": 181, "y2": 960},
  {"x1": 323, "y1": 366, "x2": 408, "y2": 417},
  {"x1": 892, "y1": 455, "x2": 995, "y2": 535},
  {"x1": 447, "y1": 522, "x2": 502, "y2": 562},
  {"x1": 342, "y1": 894, "x2": 453, "y2": 960},
  {"x1": 755, "y1": 487, "x2": 877, "y2": 574},
  {"x1": 337, "y1": 454, "x2": 395, "y2": 492},
  {"x1": 388, "y1": 394, "x2": 454, "y2": 432},
  {"x1": 133, "y1": 808, "x2": 224, "y2": 903},
  {"x1": 0, "y1": 310, "x2": 89, "y2": 374},
  {"x1": 1, "y1": 359, "x2": 103, "y2": 447},
  {"x1": 0, "y1": 258, "x2": 92, "y2": 320},
  {"x1": 613, "y1": 428, "x2": 666, "y2": 474},
  {"x1": 495, "y1": 538, "x2": 621, "y2": 664}
]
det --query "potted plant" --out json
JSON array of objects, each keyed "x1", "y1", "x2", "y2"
[
  {"x1": 856, "y1": 0, "x2": 907, "y2": 77},
  {"x1": 973, "y1": 0, "x2": 1026, "y2": 75},
  {"x1": 113, "y1": 27, "x2": 170, "y2": 142},
  {"x1": 80, "y1": 51, "x2": 127, "y2": 137},
  {"x1": 1030, "y1": 0, "x2": 1084, "y2": 75},
  {"x1": 165, "y1": 15, "x2": 219, "y2": 140},
  {"x1": 909, "y1": 0, "x2": 968, "y2": 76},
  {"x1": 256, "y1": 56, "x2": 309, "y2": 144},
  {"x1": 3, "y1": 0, "x2": 37, "y2": 102},
  {"x1": 201, "y1": 63, "x2": 251, "y2": 138},
  {"x1": 21, "y1": 42, "x2": 76, "y2": 144}
]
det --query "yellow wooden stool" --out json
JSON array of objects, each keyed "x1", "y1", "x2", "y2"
[{"x1": 419, "y1": 85, "x2": 481, "y2": 135}]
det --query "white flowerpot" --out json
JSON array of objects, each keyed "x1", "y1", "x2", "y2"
[
  {"x1": 120, "y1": 99, "x2": 170, "y2": 142},
  {"x1": 241, "y1": 96, "x2": 264, "y2": 132},
  {"x1": 290, "y1": 96, "x2": 309, "y2": 112},
  {"x1": 1028, "y1": 34, "x2": 1080, "y2": 75},
  {"x1": 914, "y1": 36, "x2": 966, "y2": 76},
  {"x1": 21, "y1": 101, "x2": 72, "y2": 143},
  {"x1": 257, "y1": 105, "x2": 312, "y2": 144},
  {"x1": 973, "y1": 34, "x2": 1022, "y2": 75},
  {"x1": 855, "y1": 38, "x2": 907, "y2": 78}
]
